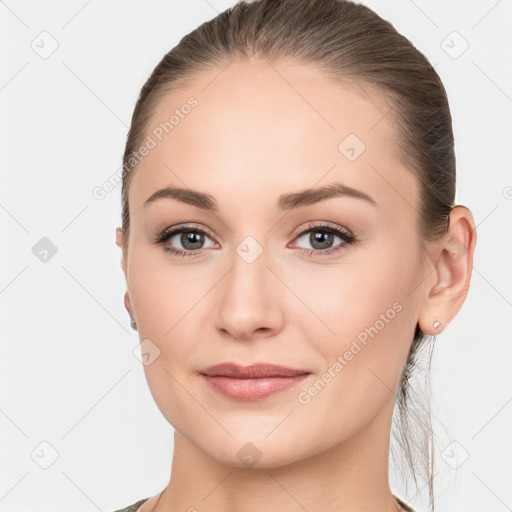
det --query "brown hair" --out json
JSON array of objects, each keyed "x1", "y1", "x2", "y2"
[{"x1": 120, "y1": 1, "x2": 456, "y2": 509}]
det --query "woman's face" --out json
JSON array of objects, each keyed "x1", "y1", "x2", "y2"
[{"x1": 120, "y1": 60, "x2": 428, "y2": 467}]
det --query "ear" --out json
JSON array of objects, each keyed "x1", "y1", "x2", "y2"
[
  {"x1": 417, "y1": 205, "x2": 477, "y2": 335},
  {"x1": 115, "y1": 227, "x2": 127, "y2": 277}
]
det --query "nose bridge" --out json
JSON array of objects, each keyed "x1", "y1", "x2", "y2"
[
  {"x1": 232, "y1": 234, "x2": 270, "y2": 293},
  {"x1": 214, "y1": 233, "x2": 284, "y2": 339}
]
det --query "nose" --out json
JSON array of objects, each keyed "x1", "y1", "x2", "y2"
[{"x1": 213, "y1": 245, "x2": 285, "y2": 341}]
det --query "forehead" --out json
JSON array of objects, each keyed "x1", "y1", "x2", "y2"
[{"x1": 129, "y1": 59, "x2": 417, "y2": 215}]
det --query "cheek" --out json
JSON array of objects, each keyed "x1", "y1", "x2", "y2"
[
  {"x1": 128, "y1": 255, "x2": 208, "y2": 426},
  {"x1": 286, "y1": 245, "x2": 419, "y2": 388},
  {"x1": 127, "y1": 242, "x2": 203, "y2": 333},
  {"x1": 287, "y1": 262, "x2": 416, "y2": 438},
  {"x1": 288, "y1": 244, "x2": 417, "y2": 338},
  {"x1": 126, "y1": 246, "x2": 206, "y2": 387}
]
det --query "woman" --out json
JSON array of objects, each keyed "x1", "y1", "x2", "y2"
[{"x1": 113, "y1": 0, "x2": 476, "y2": 510}]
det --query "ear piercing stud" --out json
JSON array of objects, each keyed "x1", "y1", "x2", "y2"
[
  {"x1": 130, "y1": 316, "x2": 138, "y2": 331},
  {"x1": 433, "y1": 320, "x2": 441, "y2": 329}
]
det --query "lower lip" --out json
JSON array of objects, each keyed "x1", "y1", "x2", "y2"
[{"x1": 200, "y1": 374, "x2": 310, "y2": 401}]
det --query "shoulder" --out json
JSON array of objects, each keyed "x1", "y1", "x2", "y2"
[{"x1": 112, "y1": 497, "x2": 150, "y2": 512}]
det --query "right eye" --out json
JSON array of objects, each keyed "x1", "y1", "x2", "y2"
[{"x1": 154, "y1": 224, "x2": 217, "y2": 257}]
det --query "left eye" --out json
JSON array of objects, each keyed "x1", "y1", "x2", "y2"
[{"x1": 293, "y1": 226, "x2": 355, "y2": 253}]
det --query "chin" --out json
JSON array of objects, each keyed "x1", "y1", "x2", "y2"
[{"x1": 194, "y1": 433, "x2": 315, "y2": 470}]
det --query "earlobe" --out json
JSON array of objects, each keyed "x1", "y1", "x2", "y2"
[{"x1": 417, "y1": 205, "x2": 477, "y2": 335}]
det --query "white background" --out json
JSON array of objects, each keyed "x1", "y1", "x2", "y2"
[{"x1": 1, "y1": 1, "x2": 511, "y2": 511}]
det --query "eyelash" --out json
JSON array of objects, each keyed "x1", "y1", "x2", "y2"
[{"x1": 152, "y1": 221, "x2": 357, "y2": 258}]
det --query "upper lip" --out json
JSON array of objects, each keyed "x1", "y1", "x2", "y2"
[{"x1": 200, "y1": 363, "x2": 310, "y2": 378}]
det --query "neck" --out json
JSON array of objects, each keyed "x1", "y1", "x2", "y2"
[{"x1": 154, "y1": 399, "x2": 403, "y2": 512}]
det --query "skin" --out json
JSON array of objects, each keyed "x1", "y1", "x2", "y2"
[{"x1": 115, "y1": 59, "x2": 476, "y2": 512}]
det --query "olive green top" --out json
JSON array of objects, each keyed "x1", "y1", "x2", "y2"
[
  {"x1": 113, "y1": 494, "x2": 414, "y2": 511},
  {"x1": 396, "y1": 495, "x2": 415, "y2": 511},
  {"x1": 113, "y1": 497, "x2": 149, "y2": 512}
]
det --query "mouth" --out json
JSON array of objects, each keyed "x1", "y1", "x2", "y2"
[{"x1": 199, "y1": 362, "x2": 311, "y2": 401}]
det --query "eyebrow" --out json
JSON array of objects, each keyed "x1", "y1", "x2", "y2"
[{"x1": 143, "y1": 182, "x2": 377, "y2": 211}]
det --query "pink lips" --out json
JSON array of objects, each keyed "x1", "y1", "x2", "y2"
[{"x1": 199, "y1": 363, "x2": 311, "y2": 401}]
